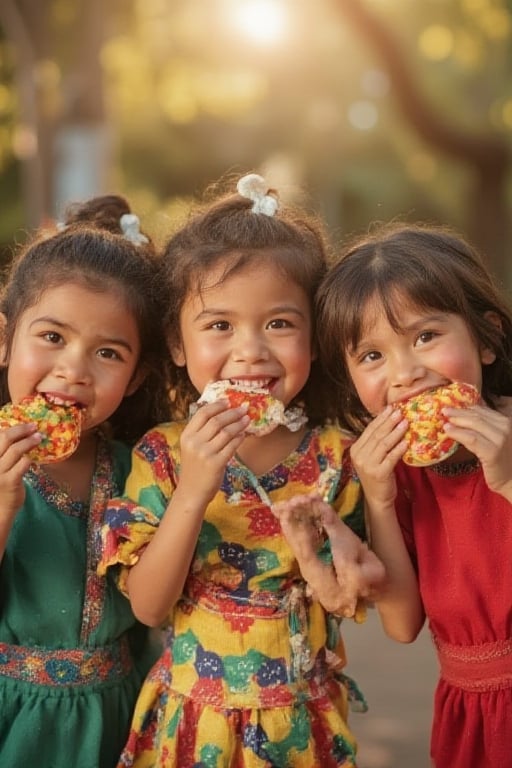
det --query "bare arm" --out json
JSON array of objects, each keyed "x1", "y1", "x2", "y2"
[
  {"x1": 126, "y1": 400, "x2": 250, "y2": 626},
  {"x1": 350, "y1": 407, "x2": 425, "y2": 642},
  {"x1": 364, "y1": 499, "x2": 424, "y2": 642}
]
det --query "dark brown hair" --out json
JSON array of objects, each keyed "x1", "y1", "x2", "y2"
[
  {"x1": 316, "y1": 220, "x2": 512, "y2": 433},
  {"x1": 0, "y1": 194, "x2": 171, "y2": 443},
  {"x1": 160, "y1": 175, "x2": 333, "y2": 424}
]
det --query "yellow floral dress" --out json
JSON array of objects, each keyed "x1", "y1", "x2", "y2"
[{"x1": 99, "y1": 422, "x2": 366, "y2": 768}]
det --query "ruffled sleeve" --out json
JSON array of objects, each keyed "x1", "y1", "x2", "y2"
[{"x1": 98, "y1": 424, "x2": 183, "y2": 593}]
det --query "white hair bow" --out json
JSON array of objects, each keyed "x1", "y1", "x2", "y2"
[
  {"x1": 120, "y1": 213, "x2": 149, "y2": 245},
  {"x1": 237, "y1": 173, "x2": 279, "y2": 216}
]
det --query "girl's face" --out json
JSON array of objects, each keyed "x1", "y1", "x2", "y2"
[
  {"x1": 172, "y1": 260, "x2": 314, "y2": 407},
  {"x1": 4, "y1": 283, "x2": 143, "y2": 432},
  {"x1": 345, "y1": 294, "x2": 496, "y2": 416}
]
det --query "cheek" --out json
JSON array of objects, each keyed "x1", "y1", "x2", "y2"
[
  {"x1": 435, "y1": 347, "x2": 481, "y2": 382},
  {"x1": 287, "y1": 341, "x2": 313, "y2": 376},
  {"x1": 348, "y1": 368, "x2": 379, "y2": 412},
  {"x1": 8, "y1": 345, "x2": 44, "y2": 377}
]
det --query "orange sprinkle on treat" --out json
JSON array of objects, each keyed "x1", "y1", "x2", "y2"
[
  {"x1": 194, "y1": 380, "x2": 308, "y2": 436},
  {"x1": 399, "y1": 382, "x2": 479, "y2": 467},
  {"x1": 0, "y1": 394, "x2": 83, "y2": 463},
  {"x1": 220, "y1": 388, "x2": 284, "y2": 434}
]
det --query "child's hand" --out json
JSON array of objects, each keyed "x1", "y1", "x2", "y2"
[
  {"x1": 273, "y1": 492, "x2": 325, "y2": 565},
  {"x1": 273, "y1": 493, "x2": 386, "y2": 618},
  {"x1": 320, "y1": 502, "x2": 387, "y2": 603},
  {"x1": 178, "y1": 399, "x2": 250, "y2": 506},
  {"x1": 350, "y1": 406, "x2": 408, "y2": 510},
  {"x1": 443, "y1": 399, "x2": 512, "y2": 500},
  {"x1": 0, "y1": 423, "x2": 42, "y2": 518}
]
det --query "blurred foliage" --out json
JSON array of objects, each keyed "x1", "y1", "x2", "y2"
[{"x1": 1, "y1": 0, "x2": 512, "y2": 284}]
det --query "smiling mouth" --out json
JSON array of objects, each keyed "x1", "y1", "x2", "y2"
[{"x1": 227, "y1": 378, "x2": 274, "y2": 390}]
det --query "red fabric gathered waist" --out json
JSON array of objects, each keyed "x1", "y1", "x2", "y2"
[{"x1": 434, "y1": 635, "x2": 512, "y2": 692}]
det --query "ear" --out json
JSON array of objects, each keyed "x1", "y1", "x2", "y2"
[
  {"x1": 480, "y1": 310, "x2": 501, "y2": 365},
  {"x1": 124, "y1": 366, "x2": 148, "y2": 398},
  {"x1": 169, "y1": 337, "x2": 186, "y2": 367}
]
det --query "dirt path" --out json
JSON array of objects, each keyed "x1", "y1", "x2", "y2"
[{"x1": 342, "y1": 609, "x2": 437, "y2": 767}]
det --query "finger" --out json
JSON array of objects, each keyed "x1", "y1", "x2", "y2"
[
  {"x1": 189, "y1": 399, "x2": 248, "y2": 432},
  {"x1": 443, "y1": 415, "x2": 507, "y2": 449},
  {"x1": 0, "y1": 426, "x2": 42, "y2": 467},
  {"x1": 353, "y1": 410, "x2": 407, "y2": 458}
]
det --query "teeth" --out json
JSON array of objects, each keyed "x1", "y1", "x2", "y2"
[
  {"x1": 229, "y1": 379, "x2": 271, "y2": 390},
  {"x1": 44, "y1": 394, "x2": 77, "y2": 407}
]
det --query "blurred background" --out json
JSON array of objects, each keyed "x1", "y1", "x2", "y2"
[
  {"x1": 1, "y1": 1, "x2": 507, "y2": 763},
  {"x1": 1, "y1": 0, "x2": 512, "y2": 290}
]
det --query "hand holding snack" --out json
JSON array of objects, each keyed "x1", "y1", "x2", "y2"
[
  {"x1": 192, "y1": 380, "x2": 307, "y2": 436},
  {"x1": 399, "y1": 382, "x2": 480, "y2": 466},
  {"x1": 0, "y1": 394, "x2": 83, "y2": 463}
]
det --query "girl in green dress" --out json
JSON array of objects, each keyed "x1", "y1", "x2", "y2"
[
  {"x1": 100, "y1": 174, "x2": 385, "y2": 767},
  {"x1": 0, "y1": 196, "x2": 171, "y2": 768}
]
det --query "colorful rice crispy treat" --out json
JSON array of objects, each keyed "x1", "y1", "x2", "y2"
[
  {"x1": 194, "y1": 381, "x2": 307, "y2": 436},
  {"x1": 0, "y1": 394, "x2": 83, "y2": 463},
  {"x1": 399, "y1": 382, "x2": 480, "y2": 466}
]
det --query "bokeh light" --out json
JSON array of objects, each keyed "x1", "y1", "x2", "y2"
[
  {"x1": 229, "y1": 0, "x2": 288, "y2": 46},
  {"x1": 419, "y1": 25, "x2": 454, "y2": 61},
  {"x1": 348, "y1": 100, "x2": 379, "y2": 131}
]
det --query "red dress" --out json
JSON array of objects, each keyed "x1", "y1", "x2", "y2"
[{"x1": 394, "y1": 459, "x2": 512, "y2": 768}]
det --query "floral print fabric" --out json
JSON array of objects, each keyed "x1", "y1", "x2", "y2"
[{"x1": 100, "y1": 423, "x2": 365, "y2": 767}]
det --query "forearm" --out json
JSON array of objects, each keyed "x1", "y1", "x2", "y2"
[
  {"x1": 126, "y1": 487, "x2": 206, "y2": 626},
  {"x1": 367, "y1": 503, "x2": 425, "y2": 642}
]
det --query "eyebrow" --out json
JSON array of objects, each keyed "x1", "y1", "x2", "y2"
[
  {"x1": 193, "y1": 305, "x2": 307, "y2": 322},
  {"x1": 400, "y1": 313, "x2": 450, "y2": 332},
  {"x1": 29, "y1": 317, "x2": 136, "y2": 352}
]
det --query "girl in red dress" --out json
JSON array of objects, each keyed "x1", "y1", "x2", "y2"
[{"x1": 315, "y1": 221, "x2": 512, "y2": 768}]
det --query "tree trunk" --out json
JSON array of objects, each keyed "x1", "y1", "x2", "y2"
[
  {"x1": 0, "y1": 0, "x2": 51, "y2": 227},
  {"x1": 333, "y1": 0, "x2": 511, "y2": 283}
]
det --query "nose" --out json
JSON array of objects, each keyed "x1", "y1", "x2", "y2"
[
  {"x1": 389, "y1": 349, "x2": 426, "y2": 390},
  {"x1": 55, "y1": 346, "x2": 92, "y2": 385},
  {"x1": 232, "y1": 329, "x2": 269, "y2": 364}
]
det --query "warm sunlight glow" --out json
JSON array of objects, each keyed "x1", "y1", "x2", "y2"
[
  {"x1": 231, "y1": 0, "x2": 287, "y2": 45},
  {"x1": 418, "y1": 25, "x2": 454, "y2": 61}
]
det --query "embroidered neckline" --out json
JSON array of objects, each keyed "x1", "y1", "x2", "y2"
[
  {"x1": 427, "y1": 457, "x2": 480, "y2": 477},
  {"x1": 230, "y1": 428, "x2": 315, "y2": 507},
  {"x1": 25, "y1": 434, "x2": 115, "y2": 642}
]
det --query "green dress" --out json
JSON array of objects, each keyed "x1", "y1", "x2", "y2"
[{"x1": 0, "y1": 436, "x2": 158, "y2": 768}]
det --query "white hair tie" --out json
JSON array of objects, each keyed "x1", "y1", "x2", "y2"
[
  {"x1": 120, "y1": 213, "x2": 149, "y2": 245},
  {"x1": 237, "y1": 173, "x2": 279, "y2": 216}
]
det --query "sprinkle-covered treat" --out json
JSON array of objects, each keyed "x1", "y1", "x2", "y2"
[
  {"x1": 193, "y1": 381, "x2": 307, "y2": 436},
  {"x1": 0, "y1": 394, "x2": 83, "y2": 463},
  {"x1": 399, "y1": 382, "x2": 480, "y2": 467}
]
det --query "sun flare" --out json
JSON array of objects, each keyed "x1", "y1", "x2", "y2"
[{"x1": 231, "y1": 0, "x2": 287, "y2": 45}]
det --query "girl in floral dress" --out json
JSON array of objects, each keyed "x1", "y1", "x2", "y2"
[{"x1": 99, "y1": 174, "x2": 385, "y2": 768}]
